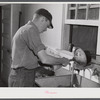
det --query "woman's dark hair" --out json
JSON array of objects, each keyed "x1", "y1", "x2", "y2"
[{"x1": 84, "y1": 50, "x2": 91, "y2": 65}]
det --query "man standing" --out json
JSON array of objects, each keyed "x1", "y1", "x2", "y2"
[{"x1": 8, "y1": 8, "x2": 70, "y2": 87}]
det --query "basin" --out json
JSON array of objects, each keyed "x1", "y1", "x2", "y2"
[
  {"x1": 35, "y1": 74, "x2": 71, "y2": 87},
  {"x1": 35, "y1": 74, "x2": 100, "y2": 87}
]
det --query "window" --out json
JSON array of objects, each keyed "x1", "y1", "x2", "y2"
[
  {"x1": 62, "y1": 4, "x2": 100, "y2": 59},
  {"x1": 67, "y1": 4, "x2": 100, "y2": 20},
  {"x1": 70, "y1": 25, "x2": 98, "y2": 58}
]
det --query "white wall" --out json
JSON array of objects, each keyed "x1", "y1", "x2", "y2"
[
  {"x1": 11, "y1": 4, "x2": 21, "y2": 38},
  {"x1": 22, "y1": 4, "x2": 63, "y2": 49}
]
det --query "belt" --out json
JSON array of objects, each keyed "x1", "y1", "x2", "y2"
[{"x1": 12, "y1": 67, "x2": 35, "y2": 71}]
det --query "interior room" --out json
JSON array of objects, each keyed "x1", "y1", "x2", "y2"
[{"x1": 0, "y1": 3, "x2": 100, "y2": 87}]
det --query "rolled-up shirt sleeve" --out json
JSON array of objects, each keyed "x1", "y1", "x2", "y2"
[{"x1": 21, "y1": 27, "x2": 46, "y2": 55}]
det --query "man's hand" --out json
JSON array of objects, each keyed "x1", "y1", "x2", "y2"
[{"x1": 62, "y1": 57, "x2": 70, "y2": 67}]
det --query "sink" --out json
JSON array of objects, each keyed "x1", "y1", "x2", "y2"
[
  {"x1": 35, "y1": 74, "x2": 100, "y2": 87},
  {"x1": 35, "y1": 74, "x2": 71, "y2": 87}
]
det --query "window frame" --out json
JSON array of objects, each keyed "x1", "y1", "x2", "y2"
[{"x1": 63, "y1": 4, "x2": 100, "y2": 55}]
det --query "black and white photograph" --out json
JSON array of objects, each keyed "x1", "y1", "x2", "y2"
[{"x1": 0, "y1": 1, "x2": 100, "y2": 98}]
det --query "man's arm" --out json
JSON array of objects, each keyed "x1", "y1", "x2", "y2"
[{"x1": 38, "y1": 50, "x2": 70, "y2": 66}]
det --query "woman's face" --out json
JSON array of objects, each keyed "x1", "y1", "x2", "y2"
[{"x1": 74, "y1": 48, "x2": 87, "y2": 65}]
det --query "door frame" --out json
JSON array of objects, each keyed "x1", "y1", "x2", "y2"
[{"x1": 0, "y1": 6, "x2": 2, "y2": 77}]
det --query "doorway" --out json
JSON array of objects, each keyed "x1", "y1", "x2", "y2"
[
  {"x1": 0, "y1": 5, "x2": 11, "y2": 86},
  {"x1": 0, "y1": 6, "x2": 2, "y2": 77}
]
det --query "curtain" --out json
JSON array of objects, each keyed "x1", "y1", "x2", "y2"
[{"x1": 71, "y1": 25, "x2": 98, "y2": 56}]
